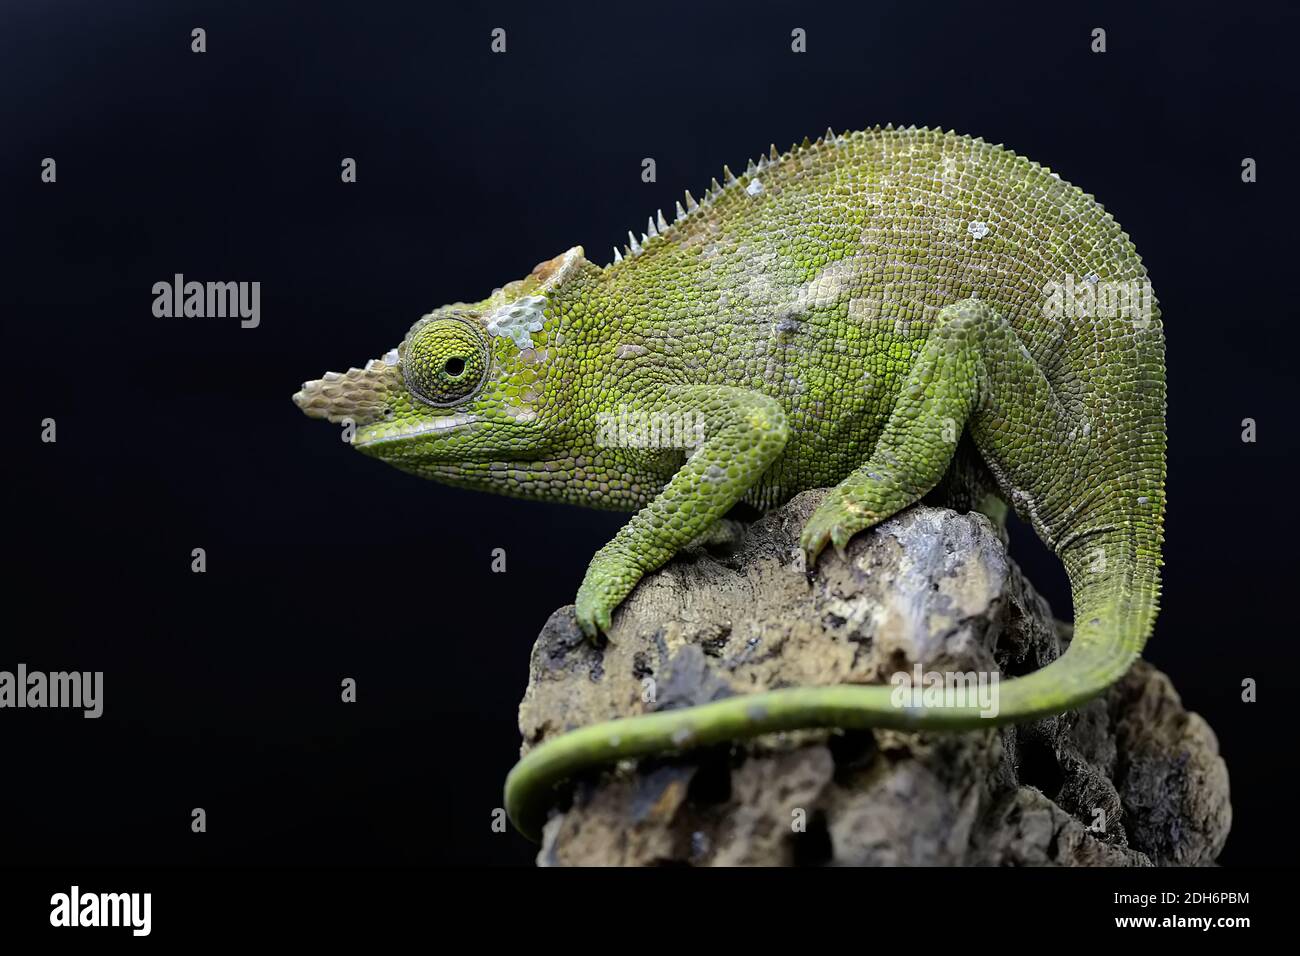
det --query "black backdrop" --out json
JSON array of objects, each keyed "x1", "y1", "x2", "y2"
[{"x1": 4, "y1": 0, "x2": 1297, "y2": 867}]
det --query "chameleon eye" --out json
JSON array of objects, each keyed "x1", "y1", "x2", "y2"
[{"x1": 402, "y1": 317, "x2": 489, "y2": 406}]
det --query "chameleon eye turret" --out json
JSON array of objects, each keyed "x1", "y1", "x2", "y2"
[{"x1": 401, "y1": 315, "x2": 490, "y2": 407}]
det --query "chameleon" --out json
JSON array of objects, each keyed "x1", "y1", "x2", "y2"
[{"x1": 293, "y1": 125, "x2": 1165, "y2": 843}]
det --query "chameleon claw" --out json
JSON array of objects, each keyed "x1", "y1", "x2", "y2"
[
  {"x1": 801, "y1": 541, "x2": 824, "y2": 572},
  {"x1": 799, "y1": 523, "x2": 826, "y2": 569},
  {"x1": 830, "y1": 523, "x2": 854, "y2": 557},
  {"x1": 574, "y1": 574, "x2": 619, "y2": 643},
  {"x1": 801, "y1": 492, "x2": 875, "y2": 566},
  {"x1": 574, "y1": 603, "x2": 611, "y2": 642}
]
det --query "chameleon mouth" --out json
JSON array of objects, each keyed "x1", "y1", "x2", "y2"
[{"x1": 352, "y1": 413, "x2": 481, "y2": 448}]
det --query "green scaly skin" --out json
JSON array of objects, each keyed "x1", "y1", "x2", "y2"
[{"x1": 294, "y1": 126, "x2": 1166, "y2": 843}]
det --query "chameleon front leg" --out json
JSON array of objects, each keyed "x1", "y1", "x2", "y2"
[
  {"x1": 800, "y1": 298, "x2": 987, "y2": 564},
  {"x1": 575, "y1": 385, "x2": 789, "y2": 637}
]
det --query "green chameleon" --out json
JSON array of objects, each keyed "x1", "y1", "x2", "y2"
[{"x1": 294, "y1": 126, "x2": 1165, "y2": 843}]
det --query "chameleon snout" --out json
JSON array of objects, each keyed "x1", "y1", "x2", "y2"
[{"x1": 293, "y1": 353, "x2": 402, "y2": 425}]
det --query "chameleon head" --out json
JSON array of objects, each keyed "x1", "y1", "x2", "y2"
[{"x1": 292, "y1": 247, "x2": 592, "y2": 479}]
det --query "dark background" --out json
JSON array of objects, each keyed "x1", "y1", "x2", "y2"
[{"x1": 3, "y1": 0, "x2": 1296, "y2": 867}]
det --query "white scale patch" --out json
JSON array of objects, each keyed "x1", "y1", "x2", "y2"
[
  {"x1": 780, "y1": 256, "x2": 871, "y2": 317},
  {"x1": 486, "y1": 294, "x2": 547, "y2": 349}
]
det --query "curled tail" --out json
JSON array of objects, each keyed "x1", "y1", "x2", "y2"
[{"x1": 504, "y1": 537, "x2": 1160, "y2": 842}]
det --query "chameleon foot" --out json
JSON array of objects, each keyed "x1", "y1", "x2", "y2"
[
  {"x1": 574, "y1": 546, "x2": 643, "y2": 640},
  {"x1": 573, "y1": 585, "x2": 614, "y2": 640},
  {"x1": 800, "y1": 492, "x2": 880, "y2": 567}
]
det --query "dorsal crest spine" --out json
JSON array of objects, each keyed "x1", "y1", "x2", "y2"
[{"x1": 605, "y1": 126, "x2": 886, "y2": 268}]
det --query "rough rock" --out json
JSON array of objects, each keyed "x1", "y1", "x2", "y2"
[{"x1": 517, "y1": 490, "x2": 1231, "y2": 866}]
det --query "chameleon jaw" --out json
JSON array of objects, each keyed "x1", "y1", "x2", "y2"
[{"x1": 351, "y1": 412, "x2": 482, "y2": 449}]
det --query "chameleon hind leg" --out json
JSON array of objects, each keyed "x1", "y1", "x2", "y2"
[
  {"x1": 575, "y1": 384, "x2": 789, "y2": 637},
  {"x1": 802, "y1": 297, "x2": 997, "y2": 564}
]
